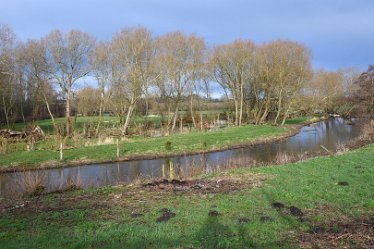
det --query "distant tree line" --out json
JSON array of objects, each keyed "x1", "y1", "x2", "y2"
[{"x1": 0, "y1": 24, "x2": 370, "y2": 136}]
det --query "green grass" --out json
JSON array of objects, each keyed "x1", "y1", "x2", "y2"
[
  {"x1": 1, "y1": 145, "x2": 373, "y2": 248},
  {"x1": 0, "y1": 124, "x2": 290, "y2": 169},
  {"x1": 283, "y1": 117, "x2": 309, "y2": 125}
]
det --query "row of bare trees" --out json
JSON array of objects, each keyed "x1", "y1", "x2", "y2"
[{"x1": 0, "y1": 24, "x2": 367, "y2": 136}]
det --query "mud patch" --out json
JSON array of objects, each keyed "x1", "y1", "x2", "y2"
[
  {"x1": 142, "y1": 173, "x2": 267, "y2": 194},
  {"x1": 208, "y1": 210, "x2": 221, "y2": 217},
  {"x1": 337, "y1": 181, "x2": 349, "y2": 186},
  {"x1": 289, "y1": 206, "x2": 304, "y2": 217},
  {"x1": 156, "y1": 208, "x2": 176, "y2": 222},
  {"x1": 130, "y1": 213, "x2": 143, "y2": 218},
  {"x1": 271, "y1": 202, "x2": 305, "y2": 221},
  {"x1": 272, "y1": 202, "x2": 286, "y2": 210},
  {"x1": 238, "y1": 217, "x2": 250, "y2": 223},
  {"x1": 260, "y1": 216, "x2": 274, "y2": 222}
]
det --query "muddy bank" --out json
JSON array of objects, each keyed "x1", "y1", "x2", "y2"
[{"x1": 0, "y1": 118, "x2": 323, "y2": 173}]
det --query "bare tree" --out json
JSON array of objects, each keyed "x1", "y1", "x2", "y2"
[
  {"x1": 210, "y1": 40, "x2": 256, "y2": 126},
  {"x1": 306, "y1": 69, "x2": 344, "y2": 113},
  {"x1": 338, "y1": 67, "x2": 361, "y2": 97},
  {"x1": 0, "y1": 25, "x2": 16, "y2": 127},
  {"x1": 91, "y1": 42, "x2": 112, "y2": 136},
  {"x1": 187, "y1": 34, "x2": 206, "y2": 128},
  {"x1": 155, "y1": 32, "x2": 195, "y2": 134},
  {"x1": 259, "y1": 40, "x2": 311, "y2": 125},
  {"x1": 17, "y1": 39, "x2": 59, "y2": 129},
  {"x1": 45, "y1": 30, "x2": 95, "y2": 135},
  {"x1": 111, "y1": 27, "x2": 155, "y2": 135}
]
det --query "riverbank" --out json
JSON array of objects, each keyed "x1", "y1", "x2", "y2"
[
  {"x1": 0, "y1": 117, "x2": 318, "y2": 173},
  {"x1": 1, "y1": 144, "x2": 373, "y2": 248}
]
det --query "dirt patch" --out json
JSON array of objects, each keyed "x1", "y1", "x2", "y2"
[
  {"x1": 0, "y1": 192, "x2": 95, "y2": 217},
  {"x1": 260, "y1": 216, "x2": 274, "y2": 222},
  {"x1": 208, "y1": 210, "x2": 221, "y2": 217},
  {"x1": 271, "y1": 202, "x2": 304, "y2": 218},
  {"x1": 293, "y1": 205, "x2": 374, "y2": 248},
  {"x1": 337, "y1": 181, "x2": 349, "y2": 186},
  {"x1": 289, "y1": 206, "x2": 304, "y2": 217},
  {"x1": 130, "y1": 213, "x2": 144, "y2": 218},
  {"x1": 238, "y1": 217, "x2": 250, "y2": 223},
  {"x1": 297, "y1": 217, "x2": 374, "y2": 249},
  {"x1": 156, "y1": 208, "x2": 176, "y2": 222},
  {"x1": 272, "y1": 202, "x2": 286, "y2": 210},
  {"x1": 142, "y1": 173, "x2": 267, "y2": 194}
]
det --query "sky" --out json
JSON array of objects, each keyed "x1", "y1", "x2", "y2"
[{"x1": 1, "y1": 0, "x2": 373, "y2": 71}]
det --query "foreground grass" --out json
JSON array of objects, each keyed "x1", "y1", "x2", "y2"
[
  {"x1": 0, "y1": 123, "x2": 293, "y2": 169},
  {"x1": 1, "y1": 144, "x2": 373, "y2": 248}
]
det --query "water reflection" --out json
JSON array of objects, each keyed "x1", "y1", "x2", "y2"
[{"x1": 0, "y1": 118, "x2": 362, "y2": 197}]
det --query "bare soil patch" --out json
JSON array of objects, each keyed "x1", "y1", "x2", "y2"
[
  {"x1": 295, "y1": 206, "x2": 374, "y2": 249},
  {"x1": 142, "y1": 173, "x2": 268, "y2": 194}
]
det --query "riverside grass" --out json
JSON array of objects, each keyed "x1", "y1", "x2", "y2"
[
  {"x1": 1, "y1": 144, "x2": 373, "y2": 248},
  {"x1": 0, "y1": 121, "x2": 296, "y2": 170}
]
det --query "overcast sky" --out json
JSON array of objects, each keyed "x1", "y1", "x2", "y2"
[{"x1": 1, "y1": 0, "x2": 373, "y2": 70}]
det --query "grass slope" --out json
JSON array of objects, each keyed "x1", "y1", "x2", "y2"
[{"x1": 1, "y1": 144, "x2": 373, "y2": 248}]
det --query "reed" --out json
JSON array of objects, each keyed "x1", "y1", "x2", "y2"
[{"x1": 14, "y1": 170, "x2": 47, "y2": 197}]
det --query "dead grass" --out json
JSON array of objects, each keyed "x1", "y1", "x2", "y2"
[
  {"x1": 296, "y1": 206, "x2": 374, "y2": 249},
  {"x1": 13, "y1": 170, "x2": 47, "y2": 197}
]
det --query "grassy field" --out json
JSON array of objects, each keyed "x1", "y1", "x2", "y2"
[
  {"x1": 283, "y1": 117, "x2": 309, "y2": 125},
  {"x1": 0, "y1": 120, "x2": 303, "y2": 170},
  {"x1": 1, "y1": 144, "x2": 373, "y2": 248}
]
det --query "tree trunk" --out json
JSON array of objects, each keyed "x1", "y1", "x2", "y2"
[
  {"x1": 234, "y1": 99, "x2": 239, "y2": 126},
  {"x1": 43, "y1": 94, "x2": 57, "y2": 133},
  {"x1": 95, "y1": 92, "x2": 104, "y2": 137},
  {"x1": 179, "y1": 114, "x2": 183, "y2": 133},
  {"x1": 20, "y1": 97, "x2": 26, "y2": 123},
  {"x1": 281, "y1": 101, "x2": 293, "y2": 126},
  {"x1": 274, "y1": 90, "x2": 283, "y2": 125},
  {"x1": 259, "y1": 103, "x2": 269, "y2": 124},
  {"x1": 239, "y1": 84, "x2": 244, "y2": 126},
  {"x1": 190, "y1": 92, "x2": 196, "y2": 128},
  {"x1": 171, "y1": 105, "x2": 179, "y2": 133},
  {"x1": 122, "y1": 103, "x2": 135, "y2": 136},
  {"x1": 255, "y1": 101, "x2": 264, "y2": 124},
  {"x1": 2, "y1": 96, "x2": 10, "y2": 128},
  {"x1": 200, "y1": 112, "x2": 203, "y2": 131},
  {"x1": 65, "y1": 90, "x2": 71, "y2": 136}
]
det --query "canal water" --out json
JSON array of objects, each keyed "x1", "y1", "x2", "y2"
[{"x1": 0, "y1": 118, "x2": 362, "y2": 197}]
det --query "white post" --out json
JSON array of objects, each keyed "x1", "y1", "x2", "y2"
[
  {"x1": 116, "y1": 139, "x2": 120, "y2": 158},
  {"x1": 60, "y1": 142, "x2": 63, "y2": 161}
]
